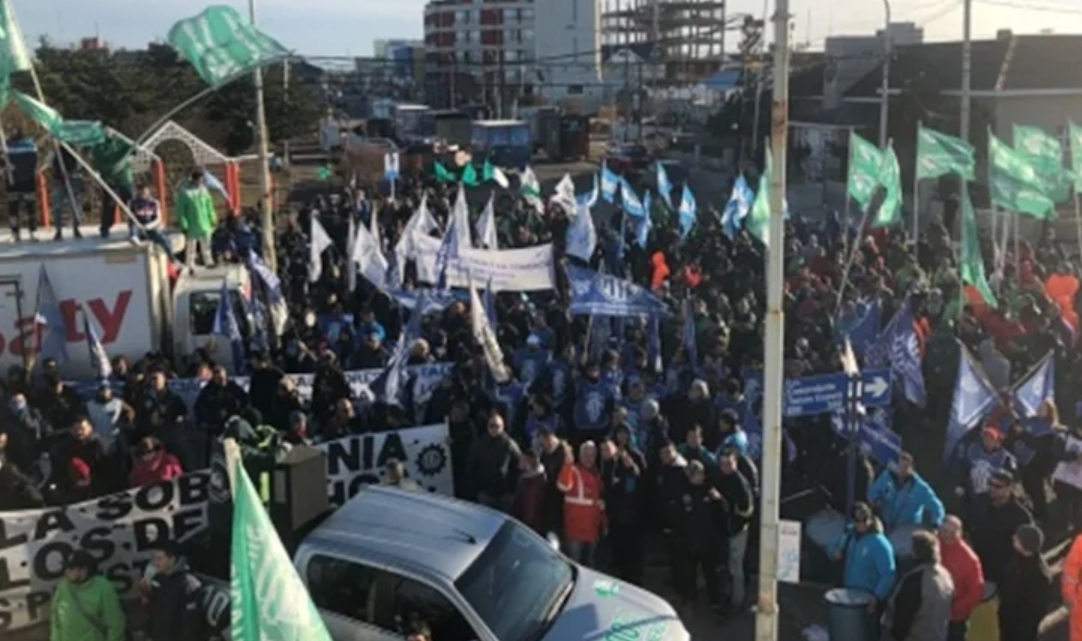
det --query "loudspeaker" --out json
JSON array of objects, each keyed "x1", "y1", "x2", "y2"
[{"x1": 269, "y1": 445, "x2": 331, "y2": 553}]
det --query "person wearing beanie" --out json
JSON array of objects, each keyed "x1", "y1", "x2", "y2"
[
  {"x1": 887, "y1": 530, "x2": 954, "y2": 641},
  {"x1": 968, "y1": 468, "x2": 1033, "y2": 584},
  {"x1": 830, "y1": 501, "x2": 896, "y2": 631},
  {"x1": 997, "y1": 524, "x2": 1052, "y2": 641},
  {"x1": 937, "y1": 515, "x2": 985, "y2": 641}
]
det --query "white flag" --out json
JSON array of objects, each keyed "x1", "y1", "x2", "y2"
[
  {"x1": 491, "y1": 165, "x2": 510, "y2": 189},
  {"x1": 553, "y1": 173, "x2": 576, "y2": 212},
  {"x1": 309, "y1": 215, "x2": 333, "y2": 283},
  {"x1": 520, "y1": 166, "x2": 543, "y2": 213},
  {"x1": 391, "y1": 196, "x2": 439, "y2": 287},
  {"x1": 346, "y1": 216, "x2": 357, "y2": 293},
  {"x1": 565, "y1": 201, "x2": 597, "y2": 262},
  {"x1": 351, "y1": 217, "x2": 389, "y2": 289},
  {"x1": 475, "y1": 194, "x2": 498, "y2": 249},
  {"x1": 452, "y1": 184, "x2": 472, "y2": 249},
  {"x1": 469, "y1": 277, "x2": 509, "y2": 383}
]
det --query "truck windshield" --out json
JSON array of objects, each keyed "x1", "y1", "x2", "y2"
[{"x1": 455, "y1": 521, "x2": 574, "y2": 641}]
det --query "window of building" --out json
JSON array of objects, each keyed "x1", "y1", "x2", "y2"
[
  {"x1": 457, "y1": 9, "x2": 472, "y2": 24},
  {"x1": 567, "y1": 84, "x2": 584, "y2": 95},
  {"x1": 504, "y1": 7, "x2": 516, "y2": 21},
  {"x1": 521, "y1": 8, "x2": 534, "y2": 21}
]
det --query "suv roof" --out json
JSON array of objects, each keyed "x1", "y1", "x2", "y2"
[{"x1": 305, "y1": 486, "x2": 505, "y2": 581}]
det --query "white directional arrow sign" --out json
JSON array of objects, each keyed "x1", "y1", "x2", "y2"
[{"x1": 863, "y1": 373, "x2": 890, "y2": 401}]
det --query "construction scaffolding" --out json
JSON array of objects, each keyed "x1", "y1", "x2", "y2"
[{"x1": 601, "y1": 0, "x2": 730, "y2": 84}]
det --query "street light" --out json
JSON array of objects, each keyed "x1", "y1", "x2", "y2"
[{"x1": 879, "y1": 0, "x2": 891, "y2": 148}]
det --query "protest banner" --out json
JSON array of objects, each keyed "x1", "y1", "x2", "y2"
[
  {"x1": 412, "y1": 234, "x2": 556, "y2": 292},
  {"x1": 0, "y1": 424, "x2": 453, "y2": 631},
  {"x1": 319, "y1": 423, "x2": 453, "y2": 505},
  {"x1": 0, "y1": 472, "x2": 212, "y2": 631}
]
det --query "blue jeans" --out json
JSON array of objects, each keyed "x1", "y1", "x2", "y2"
[{"x1": 133, "y1": 227, "x2": 178, "y2": 262}]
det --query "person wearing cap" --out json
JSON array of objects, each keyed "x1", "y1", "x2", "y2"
[
  {"x1": 968, "y1": 468, "x2": 1033, "y2": 585},
  {"x1": 886, "y1": 530, "x2": 954, "y2": 641},
  {"x1": 50, "y1": 549, "x2": 126, "y2": 641},
  {"x1": 998, "y1": 524, "x2": 1052, "y2": 641},
  {"x1": 868, "y1": 451, "x2": 945, "y2": 533},
  {"x1": 954, "y1": 425, "x2": 1016, "y2": 501},
  {"x1": 937, "y1": 515, "x2": 984, "y2": 641},
  {"x1": 50, "y1": 416, "x2": 109, "y2": 501},
  {"x1": 830, "y1": 502, "x2": 896, "y2": 620},
  {"x1": 145, "y1": 541, "x2": 204, "y2": 641}
]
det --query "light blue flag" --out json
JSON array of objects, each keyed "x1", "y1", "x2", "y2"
[
  {"x1": 678, "y1": 184, "x2": 697, "y2": 241},
  {"x1": 202, "y1": 166, "x2": 231, "y2": 206},
  {"x1": 656, "y1": 162, "x2": 674, "y2": 210},
  {"x1": 636, "y1": 208, "x2": 652, "y2": 249},
  {"x1": 865, "y1": 299, "x2": 925, "y2": 407},
  {"x1": 212, "y1": 278, "x2": 245, "y2": 374},
  {"x1": 942, "y1": 344, "x2": 998, "y2": 464},
  {"x1": 83, "y1": 313, "x2": 112, "y2": 380},
  {"x1": 576, "y1": 173, "x2": 600, "y2": 208},
  {"x1": 620, "y1": 178, "x2": 645, "y2": 218},
  {"x1": 601, "y1": 165, "x2": 619, "y2": 203},
  {"x1": 721, "y1": 175, "x2": 754, "y2": 239},
  {"x1": 566, "y1": 202, "x2": 597, "y2": 262},
  {"x1": 34, "y1": 265, "x2": 68, "y2": 363},
  {"x1": 1012, "y1": 352, "x2": 1054, "y2": 417},
  {"x1": 245, "y1": 251, "x2": 288, "y2": 336}
]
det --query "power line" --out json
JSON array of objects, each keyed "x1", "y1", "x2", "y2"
[{"x1": 974, "y1": 0, "x2": 1082, "y2": 13}]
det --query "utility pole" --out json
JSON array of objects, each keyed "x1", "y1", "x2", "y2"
[
  {"x1": 755, "y1": 0, "x2": 790, "y2": 640},
  {"x1": 960, "y1": 0, "x2": 972, "y2": 142},
  {"x1": 878, "y1": 0, "x2": 892, "y2": 148},
  {"x1": 283, "y1": 59, "x2": 291, "y2": 167},
  {"x1": 249, "y1": 0, "x2": 276, "y2": 270}
]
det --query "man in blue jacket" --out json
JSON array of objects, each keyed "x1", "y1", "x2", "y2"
[
  {"x1": 832, "y1": 502, "x2": 896, "y2": 624},
  {"x1": 868, "y1": 451, "x2": 946, "y2": 533}
]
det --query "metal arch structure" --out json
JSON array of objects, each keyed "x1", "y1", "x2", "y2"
[{"x1": 133, "y1": 120, "x2": 245, "y2": 215}]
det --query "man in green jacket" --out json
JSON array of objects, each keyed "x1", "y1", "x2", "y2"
[
  {"x1": 91, "y1": 129, "x2": 135, "y2": 239},
  {"x1": 175, "y1": 169, "x2": 218, "y2": 269},
  {"x1": 50, "y1": 549, "x2": 126, "y2": 641}
]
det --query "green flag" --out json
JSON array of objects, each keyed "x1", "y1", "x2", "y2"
[
  {"x1": 12, "y1": 91, "x2": 105, "y2": 145},
  {"x1": 167, "y1": 6, "x2": 290, "y2": 87},
  {"x1": 747, "y1": 149, "x2": 774, "y2": 247},
  {"x1": 989, "y1": 131, "x2": 1054, "y2": 219},
  {"x1": 230, "y1": 454, "x2": 333, "y2": 641},
  {"x1": 960, "y1": 188, "x2": 996, "y2": 307},
  {"x1": 847, "y1": 133, "x2": 884, "y2": 210},
  {"x1": 461, "y1": 162, "x2": 479, "y2": 186},
  {"x1": 483, "y1": 160, "x2": 508, "y2": 188},
  {"x1": 871, "y1": 141, "x2": 903, "y2": 228},
  {"x1": 916, "y1": 126, "x2": 976, "y2": 181},
  {"x1": 315, "y1": 165, "x2": 331, "y2": 181},
  {"x1": 434, "y1": 161, "x2": 455, "y2": 183},
  {"x1": 0, "y1": 0, "x2": 29, "y2": 105},
  {"x1": 1070, "y1": 121, "x2": 1082, "y2": 191},
  {"x1": 1013, "y1": 124, "x2": 1070, "y2": 203}
]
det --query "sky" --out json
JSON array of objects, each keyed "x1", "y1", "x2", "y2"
[{"x1": 12, "y1": 0, "x2": 1082, "y2": 58}]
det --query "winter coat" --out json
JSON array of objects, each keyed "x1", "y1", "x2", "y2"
[
  {"x1": 129, "y1": 450, "x2": 184, "y2": 488},
  {"x1": 51, "y1": 436, "x2": 110, "y2": 496},
  {"x1": 175, "y1": 182, "x2": 217, "y2": 238},
  {"x1": 831, "y1": 522, "x2": 897, "y2": 600},
  {"x1": 557, "y1": 462, "x2": 605, "y2": 544},
  {"x1": 1, "y1": 406, "x2": 50, "y2": 471},
  {"x1": 194, "y1": 381, "x2": 250, "y2": 435},
  {"x1": 601, "y1": 449, "x2": 645, "y2": 527},
  {"x1": 998, "y1": 553, "x2": 1052, "y2": 641},
  {"x1": 467, "y1": 432, "x2": 522, "y2": 499},
  {"x1": 538, "y1": 445, "x2": 568, "y2": 535},
  {"x1": 0, "y1": 461, "x2": 45, "y2": 510},
  {"x1": 714, "y1": 468, "x2": 755, "y2": 536},
  {"x1": 513, "y1": 467, "x2": 547, "y2": 534},
  {"x1": 939, "y1": 538, "x2": 984, "y2": 622},
  {"x1": 674, "y1": 482, "x2": 721, "y2": 554},
  {"x1": 656, "y1": 458, "x2": 689, "y2": 530},
  {"x1": 868, "y1": 471, "x2": 946, "y2": 532},
  {"x1": 968, "y1": 495, "x2": 1033, "y2": 584},
  {"x1": 1061, "y1": 533, "x2": 1082, "y2": 641},
  {"x1": 147, "y1": 568, "x2": 204, "y2": 641},
  {"x1": 50, "y1": 576, "x2": 126, "y2": 641},
  {"x1": 888, "y1": 562, "x2": 954, "y2": 641}
]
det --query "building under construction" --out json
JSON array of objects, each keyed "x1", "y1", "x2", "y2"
[{"x1": 601, "y1": 0, "x2": 730, "y2": 84}]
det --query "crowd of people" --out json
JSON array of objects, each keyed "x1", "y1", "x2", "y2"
[{"x1": 2, "y1": 158, "x2": 1082, "y2": 641}]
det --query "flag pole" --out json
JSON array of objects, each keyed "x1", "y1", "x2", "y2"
[
  {"x1": 1012, "y1": 209, "x2": 1019, "y2": 278},
  {"x1": 1075, "y1": 186, "x2": 1082, "y2": 263},
  {"x1": 842, "y1": 127, "x2": 853, "y2": 266},
  {"x1": 25, "y1": 53, "x2": 82, "y2": 231},
  {"x1": 912, "y1": 120, "x2": 922, "y2": 265}
]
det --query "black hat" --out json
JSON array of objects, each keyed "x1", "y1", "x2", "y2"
[
  {"x1": 1015, "y1": 524, "x2": 1044, "y2": 555},
  {"x1": 65, "y1": 550, "x2": 97, "y2": 572}
]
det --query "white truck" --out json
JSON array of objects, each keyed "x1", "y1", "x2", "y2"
[{"x1": 0, "y1": 227, "x2": 251, "y2": 377}]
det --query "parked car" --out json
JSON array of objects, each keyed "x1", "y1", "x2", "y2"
[{"x1": 603, "y1": 144, "x2": 653, "y2": 176}]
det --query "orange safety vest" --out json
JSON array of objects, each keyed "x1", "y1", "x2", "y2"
[
  {"x1": 556, "y1": 463, "x2": 604, "y2": 544},
  {"x1": 1063, "y1": 533, "x2": 1082, "y2": 641}
]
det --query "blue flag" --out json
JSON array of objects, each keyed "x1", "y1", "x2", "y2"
[
  {"x1": 203, "y1": 166, "x2": 231, "y2": 206},
  {"x1": 647, "y1": 313, "x2": 662, "y2": 374},
  {"x1": 942, "y1": 344, "x2": 998, "y2": 463},
  {"x1": 678, "y1": 184, "x2": 697, "y2": 241},
  {"x1": 721, "y1": 175, "x2": 754, "y2": 239},
  {"x1": 567, "y1": 265, "x2": 671, "y2": 317},
  {"x1": 867, "y1": 300, "x2": 926, "y2": 407},
  {"x1": 620, "y1": 178, "x2": 646, "y2": 218},
  {"x1": 434, "y1": 214, "x2": 462, "y2": 290},
  {"x1": 601, "y1": 165, "x2": 619, "y2": 203},
  {"x1": 656, "y1": 162, "x2": 674, "y2": 210},
  {"x1": 34, "y1": 265, "x2": 68, "y2": 363},
  {"x1": 212, "y1": 278, "x2": 245, "y2": 374},
  {"x1": 370, "y1": 292, "x2": 425, "y2": 405},
  {"x1": 1013, "y1": 352, "x2": 1054, "y2": 417},
  {"x1": 482, "y1": 278, "x2": 498, "y2": 330},
  {"x1": 245, "y1": 250, "x2": 289, "y2": 336},
  {"x1": 832, "y1": 408, "x2": 903, "y2": 468},
  {"x1": 837, "y1": 299, "x2": 880, "y2": 357}
]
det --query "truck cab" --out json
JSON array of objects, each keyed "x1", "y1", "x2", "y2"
[
  {"x1": 290, "y1": 487, "x2": 689, "y2": 641},
  {"x1": 171, "y1": 264, "x2": 251, "y2": 370}
]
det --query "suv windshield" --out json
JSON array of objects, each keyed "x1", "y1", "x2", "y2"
[{"x1": 456, "y1": 521, "x2": 574, "y2": 641}]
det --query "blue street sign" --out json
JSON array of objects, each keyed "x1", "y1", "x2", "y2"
[{"x1": 783, "y1": 369, "x2": 892, "y2": 418}]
